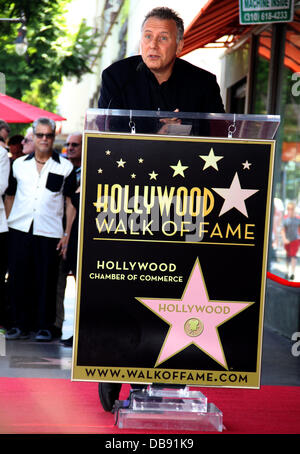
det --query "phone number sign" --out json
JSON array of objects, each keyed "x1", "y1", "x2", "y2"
[{"x1": 239, "y1": 0, "x2": 294, "y2": 24}]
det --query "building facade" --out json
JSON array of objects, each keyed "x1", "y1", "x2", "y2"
[{"x1": 182, "y1": 0, "x2": 300, "y2": 338}]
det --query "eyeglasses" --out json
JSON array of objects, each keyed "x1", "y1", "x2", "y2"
[
  {"x1": 23, "y1": 138, "x2": 33, "y2": 143},
  {"x1": 35, "y1": 133, "x2": 55, "y2": 139},
  {"x1": 64, "y1": 142, "x2": 81, "y2": 147}
]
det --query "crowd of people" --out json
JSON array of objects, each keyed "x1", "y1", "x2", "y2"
[
  {"x1": 1, "y1": 5, "x2": 298, "y2": 415},
  {"x1": 280, "y1": 201, "x2": 300, "y2": 280},
  {"x1": 0, "y1": 5, "x2": 226, "y2": 353},
  {"x1": 0, "y1": 117, "x2": 82, "y2": 344}
]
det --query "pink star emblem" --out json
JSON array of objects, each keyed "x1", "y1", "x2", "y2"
[
  {"x1": 136, "y1": 259, "x2": 253, "y2": 369},
  {"x1": 212, "y1": 172, "x2": 259, "y2": 217}
]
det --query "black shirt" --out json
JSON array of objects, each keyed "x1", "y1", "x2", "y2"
[{"x1": 98, "y1": 55, "x2": 225, "y2": 114}]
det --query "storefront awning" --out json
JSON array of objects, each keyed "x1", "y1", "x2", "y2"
[
  {"x1": 258, "y1": 22, "x2": 300, "y2": 73},
  {"x1": 181, "y1": 0, "x2": 251, "y2": 55},
  {"x1": 181, "y1": 0, "x2": 300, "y2": 73}
]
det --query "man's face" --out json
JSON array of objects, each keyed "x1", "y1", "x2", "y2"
[
  {"x1": 66, "y1": 134, "x2": 82, "y2": 163},
  {"x1": 22, "y1": 132, "x2": 35, "y2": 154},
  {"x1": 140, "y1": 18, "x2": 184, "y2": 81},
  {"x1": 0, "y1": 127, "x2": 9, "y2": 141},
  {"x1": 287, "y1": 204, "x2": 295, "y2": 217},
  {"x1": 34, "y1": 124, "x2": 55, "y2": 154}
]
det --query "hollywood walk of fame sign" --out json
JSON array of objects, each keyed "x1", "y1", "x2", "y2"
[{"x1": 72, "y1": 132, "x2": 275, "y2": 389}]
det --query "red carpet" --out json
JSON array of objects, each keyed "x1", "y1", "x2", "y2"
[{"x1": 0, "y1": 378, "x2": 299, "y2": 434}]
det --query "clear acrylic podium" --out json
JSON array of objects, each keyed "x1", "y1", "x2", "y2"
[
  {"x1": 83, "y1": 109, "x2": 280, "y2": 432},
  {"x1": 115, "y1": 385, "x2": 223, "y2": 432},
  {"x1": 85, "y1": 108, "x2": 280, "y2": 139}
]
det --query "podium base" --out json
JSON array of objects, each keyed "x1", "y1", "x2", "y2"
[{"x1": 114, "y1": 386, "x2": 223, "y2": 432}]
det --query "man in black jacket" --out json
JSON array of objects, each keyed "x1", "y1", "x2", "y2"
[
  {"x1": 98, "y1": 7, "x2": 224, "y2": 115},
  {"x1": 97, "y1": 6, "x2": 224, "y2": 412}
]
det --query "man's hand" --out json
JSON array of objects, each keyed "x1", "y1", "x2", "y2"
[
  {"x1": 56, "y1": 235, "x2": 69, "y2": 259},
  {"x1": 158, "y1": 108, "x2": 181, "y2": 134}
]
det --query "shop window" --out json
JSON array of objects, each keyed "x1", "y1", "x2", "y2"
[
  {"x1": 269, "y1": 22, "x2": 300, "y2": 282},
  {"x1": 223, "y1": 43, "x2": 249, "y2": 113},
  {"x1": 228, "y1": 77, "x2": 247, "y2": 113}
]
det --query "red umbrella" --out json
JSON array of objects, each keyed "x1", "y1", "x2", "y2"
[{"x1": 0, "y1": 92, "x2": 66, "y2": 123}]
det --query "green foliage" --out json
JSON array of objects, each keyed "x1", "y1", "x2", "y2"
[{"x1": 0, "y1": 0, "x2": 99, "y2": 113}]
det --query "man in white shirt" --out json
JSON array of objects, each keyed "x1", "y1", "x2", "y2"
[{"x1": 5, "y1": 117, "x2": 77, "y2": 341}]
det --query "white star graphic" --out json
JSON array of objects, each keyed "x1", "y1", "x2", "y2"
[
  {"x1": 212, "y1": 172, "x2": 259, "y2": 217},
  {"x1": 199, "y1": 148, "x2": 223, "y2": 171},
  {"x1": 242, "y1": 160, "x2": 252, "y2": 170},
  {"x1": 170, "y1": 160, "x2": 189, "y2": 177}
]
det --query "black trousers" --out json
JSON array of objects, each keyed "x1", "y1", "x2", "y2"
[
  {"x1": 0, "y1": 231, "x2": 8, "y2": 326},
  {"x1": 8, "y1": 228, "x2": 60, "y2": 332}
]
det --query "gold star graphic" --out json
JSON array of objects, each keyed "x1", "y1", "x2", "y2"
[
  {"x1": 170, "y1": 160, "x2": 188, "y2": 177},
  {"x1": 199, "y1": 148, "x2": 223, "y2": 171},
  {"x1": 105, "y1": 150, "x2": 111, "y2": 155},
  {"x1": 131, "y1": 173, "x2": 136, "y2": 179},
  {"x1": 138, "y1": 158, "x2": 144, "y2": 164},
  {"x1": 116, "y1": 158, "x2": 126, "y2": 168},
  {"x1": 149, "y1": 171, "x2": 158, "y2": 180},
  {"x1": 98, "y1": 168, "x2": 103, "y2": 174}
]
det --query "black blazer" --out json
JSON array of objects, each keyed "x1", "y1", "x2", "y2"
[{"x1": 98, "y1": 55, "x2": 225, "y2": 114}]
